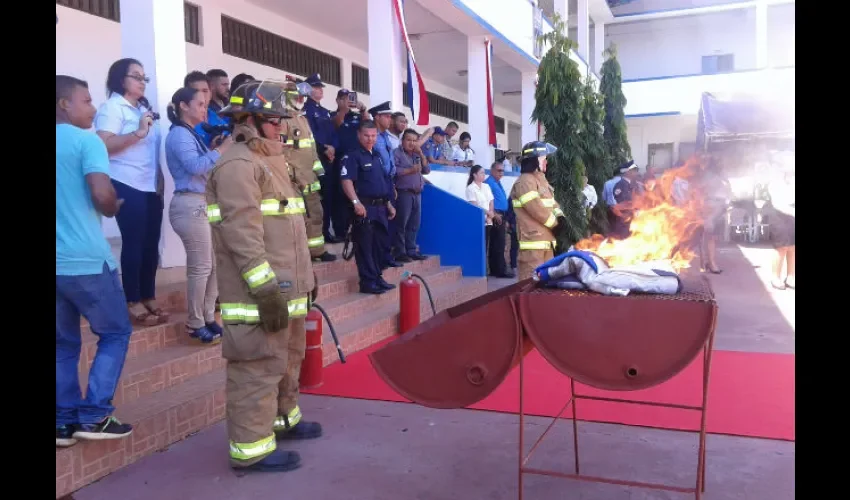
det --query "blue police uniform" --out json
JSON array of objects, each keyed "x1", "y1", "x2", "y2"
[
  {"x1": 330, "y1": 109, "x2": 364, "y2": 239},
  {"x1": 369, "y1": 100, "x2": 402, "y2": 268},
  {"x1": 302, "y1": 73, "x2": 342, "y2": 242},
  {"x1": 340, "y1": 146, "x2": 395, "y2": 293}
]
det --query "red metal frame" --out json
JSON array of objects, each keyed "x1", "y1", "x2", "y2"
[{"x1": 517, "y1": 323, "x2": 717, "y2": 500}]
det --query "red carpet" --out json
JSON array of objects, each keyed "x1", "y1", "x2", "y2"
[{"x1": 304, "y1": 340, "x2": 795, "y2": 441}]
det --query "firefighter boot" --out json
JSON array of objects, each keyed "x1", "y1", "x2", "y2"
[
  {"x1": 233, "y1": 448, "x2": 302, "y2": 473},
  {"x1": 274, "y1": 412, "x2": 323, "y2": 441}
]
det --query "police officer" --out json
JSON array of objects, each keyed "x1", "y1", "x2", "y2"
[
  {"x1": 609, "y1": 160, "x2": 640, "y2": 239},
  {"x1": 368, "y1": 100, "x2": 402, "y2": 269},
  {"x1": 510, "y1": 141, "x2": 565, "y2": 280},
  {"x1": 339, "y1": 120, "x2": 398, "y2": 294},
  {"x1": 302, "y1": 73, "x2": 343, "y2": 244},
  {"x1": 282, "y1": 78, "x2": 337, "y2": 262},
  {"x1": 332, "y1": 89, "x2": 371, "y2": 240},
  {"x1": 208, "y1": 80, "x2": 322, "y2": 474}
]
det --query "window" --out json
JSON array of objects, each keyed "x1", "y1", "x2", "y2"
[
  {"x1": 494, "y1": 116, "x2": 506, "y2": 135},
  {"x1": 184, "y1": 2, "x2": 201, "y2": 45},
  {"x1": 701, "y1": 54, "x2": 735, "y2": 74},
  {"x1": 352, "y1": 64, "x2": 370, "y2": 94},
  {"x1": 220, "y1": 15, "x2": 342, "y2": 86},
  {"x1": 57, "y1": 0, "x2": 120, "y2": 22}
]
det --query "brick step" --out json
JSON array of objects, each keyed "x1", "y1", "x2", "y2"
[
  {"x1": 56, "y1": 275, "x2": 487, "y2": 499},
  {"x1": 78, "y1": 338, "x2": 223, "y2": 407},
  {"x1": 318, "y1": 256, "x2": 439, "y2": 301},
  {"x1": 79, "y1": 316, "x2": 186, "y2": 368},
  {"x1": 315, "y1": 265, "x2": 463, "y2": 327},
  {"x1": 318, "y1": 276, "x2": 488, "y2": 366},
  {"x1": 56, "y1": 370, "x2": 227, "y2": 498}
]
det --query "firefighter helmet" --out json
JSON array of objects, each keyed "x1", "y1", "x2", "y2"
[
  {"x1": 519, "y1": 141, "x2": 558, "y2": 161},
  {"x1": 219, "y1": 80, "x2": 291, "y2": 119}
]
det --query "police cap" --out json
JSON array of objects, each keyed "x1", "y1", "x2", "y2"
[
  {"x1": 368, "y1": 101, "x2": 393, "y2": 117},
  {"x1": 305, "y1": 73, "x2": 325, "y2": 88},
  {"x1": 618, "y1": 160, "x2": 639, "y2": 174}
]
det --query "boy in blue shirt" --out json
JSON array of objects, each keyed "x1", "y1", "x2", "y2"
[{"x1": 56, "y1": 75, "x2": 134, "y2": 447}]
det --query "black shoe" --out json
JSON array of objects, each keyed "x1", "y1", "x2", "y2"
[
  {"x1": 385, "y1": 260, "x2": 403, "y2": 268},
  {"x1": 408, "y1": 253, "x2": 428, "y2": 261},
  {"x1": 378, "y1": 279, "x2": 396, "y2": 291},
  {"x1": 314, "y1": 251, "x2": 337, "y2": 262},
  {"x1": 56, "y1": 425, "x2": 78, "y2": 447},
  {"x1": 73, "y1": 416, "x2": 133, "y2": 440},
  {"x1": 232, "y1": 449, "x2": 302, "y2": 473},
  {"x1": 275, "y1": 421, "x2": 323, "y2": 441},
  {"x1": 395, "y1": 255, "x2": 413, "y2": 263},
  {"x1": 359, "y1": 283, "x2": 386, "y2": 294},
  {"x1": 325, "y1": 234, "x2": 343, "y2": 244}
]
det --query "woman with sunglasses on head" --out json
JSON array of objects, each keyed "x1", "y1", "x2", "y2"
[
  {"x1": 164, "y1": 87, "x2": 233, "y2": 344},
  {"x1": 94, "y1": 58, "x2": 167, "y2": 326}
]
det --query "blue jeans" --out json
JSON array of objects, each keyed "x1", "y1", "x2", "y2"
[
  {"x1": 56, "y1": 264, "x2": 133, "y2": 426},
  {"x1": 112, "y1": 180, "x2": 163, "y2": 303}
]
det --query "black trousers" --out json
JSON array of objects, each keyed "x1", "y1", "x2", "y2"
[
  {"x1": 488, "y1": 218, "x2": 508, "y2": 276},
  {"x1": 352, "y1": 215, "x2": 389, "y2": 287}
]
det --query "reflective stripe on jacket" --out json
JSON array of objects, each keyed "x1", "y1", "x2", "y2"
[{"x1": 510, "y1": 171, "x2": 563, "y2": 251}]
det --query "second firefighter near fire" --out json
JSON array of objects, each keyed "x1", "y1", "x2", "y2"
[{"x1": 206, "y1": 79, "x2": 324, "y2": 473}]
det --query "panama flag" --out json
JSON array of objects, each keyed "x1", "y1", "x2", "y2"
[
  {"x1": 392, "y1": 0, "x2": 430, "y2": 125},
  {"x1": 485, "y1": 38, "x2": 497, "y2": 146}
]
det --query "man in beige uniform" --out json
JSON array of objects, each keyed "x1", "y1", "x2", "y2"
[
  {"x1": 208, "y1": 81, "x2": 321, "y2": 474},
  {"x1": 510, "y1": 141, "x2": 565, "y2": 280},
  {"x1": 281, "y1": 78, "x2": 337, "y2": 262}
]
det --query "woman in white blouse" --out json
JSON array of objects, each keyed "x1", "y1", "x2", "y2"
[
  {"x1": 465, "y1": 165, "x2": 495, "y2": 264},
  {"x1": 452, "y1": 131, "x2": 475, "y2": 167},
  {"x1": 94, "y1": 58, "x2": 166, "y2": 326}
]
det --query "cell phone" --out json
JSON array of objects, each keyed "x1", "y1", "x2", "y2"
[{"x1": 347, "y1": 92, "x2": 358, "y2": 105}]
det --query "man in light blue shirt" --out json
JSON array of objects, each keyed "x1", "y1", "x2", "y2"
[
  {"x1": 485, "y1": 162, "x2": 515, "y2": 278},
  {"x1": 56, "y1": 75, "x2": 134, "y2": 447}
]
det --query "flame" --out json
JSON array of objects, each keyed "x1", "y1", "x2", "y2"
[{"x1": 575, "y1": 157, "x2": 707, "y2": 271}]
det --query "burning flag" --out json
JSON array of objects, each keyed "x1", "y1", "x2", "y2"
[{"x1": 574, "y1": 157, "x2": 708, "y2": 273}]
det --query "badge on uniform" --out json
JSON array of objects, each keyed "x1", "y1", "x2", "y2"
[
  {"x1": 341, "y1": 166, "x2": 348, "y2": 176},
  {"x1": 614, "y1": 188, "x2": 622, "y2": 195}
]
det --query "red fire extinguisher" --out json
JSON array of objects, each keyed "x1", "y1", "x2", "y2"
[
  {"x1": 300, "y1": 308, "x2": 324, "y2": 390},
  {"x1": 399, "y1": 271, "x2": 421, "y2": 335}
]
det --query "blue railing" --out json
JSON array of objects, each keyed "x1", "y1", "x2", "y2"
[{"x1": 418, "y1": 183, "x2": 486, "y2": 277}]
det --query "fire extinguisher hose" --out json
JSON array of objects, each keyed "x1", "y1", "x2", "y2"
[
  {"x1": 403, "y1": 272, "x2": 437, "y2": 316},
  {"x1": 310, "y1": 303, "x2": 347, "y2": 364}
]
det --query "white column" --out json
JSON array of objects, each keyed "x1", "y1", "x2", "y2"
[
  {"x1": 367, "y1": 0, "x2": 403, "y2": 110},
  {"x1": 755, "y1": 0, "x2": 768, "y2": 68},
  {"x1": 593, "y1": 23, "x2": 605, "y2": 74},
  {"x1": 341, "y1": 57, "x2": 353, "y2": 90},
  {"x1": 577, "y1": 0, "x2": 590, "y2": 62},
  {"x1": 467, "y1": 36, "x2": 494, "y2": 168},
  {"x1": 119, "y1": 0, "x2": 187, "y2": 269},
  {"x1": 520, "y1": 72, "x2": 538, "y2": 146},
  {"x1": 553, "y1": 0, "x2": 569, "y2": 27}
]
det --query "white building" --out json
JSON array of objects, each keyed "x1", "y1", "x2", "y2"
[{"x1": 56, "y1": 0, "x2": 795, "y2": 267}]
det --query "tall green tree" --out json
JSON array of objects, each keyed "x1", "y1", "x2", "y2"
[
  {"x1": 579, "y1": 74, "x2": 609, "y2": 235},
  {"x1": 600, "y1": 44, "x2": 631, "y2": 175},
  {"x1": 533, "y1": 13, "x2": 586, "y2": 247}
]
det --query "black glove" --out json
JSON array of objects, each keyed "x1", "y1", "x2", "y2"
[
  {"x1": 255, "y1": 289, "x2": 289, "y2": 333},
  {"x1": 311, "y1": 272, "x2": 319, "y2": 302},
  {"x1": 552, "y1": 216, "x2": 567, "y2": 238}
]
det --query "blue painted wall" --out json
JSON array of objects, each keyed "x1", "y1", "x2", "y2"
[{"x1": 418, "y1": 183, "x2": 486, "y2": 277}]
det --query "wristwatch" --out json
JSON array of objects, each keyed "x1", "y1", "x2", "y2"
[{"x1": 352, "y1": 199, "x2": 360, "y2": 205}]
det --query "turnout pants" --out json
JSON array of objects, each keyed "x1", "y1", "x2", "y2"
[
  {"x1": 304, "y1": 191, "x2": 326, "y2": 258},
  {"x1": 224, "y1": 316, "x2": 307, "y2": 468},
  {"x1": 517, "y1": 248, "x2": 554, "y2": 281}
]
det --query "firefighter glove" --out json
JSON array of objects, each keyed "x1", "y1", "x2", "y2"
[{"x1": 256, "y1": 289, "x2": 290, "y2": 333}]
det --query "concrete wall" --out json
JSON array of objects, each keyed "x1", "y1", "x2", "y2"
[{"x1": 606, "y1": 4, "x2": 795, "y2": 80}]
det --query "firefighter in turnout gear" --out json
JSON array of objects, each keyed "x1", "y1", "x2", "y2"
[
  {"x1": 510, "y1": 141, "x2": 565, "y2": 280},
  {"x1": 208, "y1": 80, "x2": 322, "y2": 474},
  {"x1": 282, "y1": 77, "x2": 337, "y2": 262}
]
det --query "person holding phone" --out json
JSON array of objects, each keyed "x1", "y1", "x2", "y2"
[
  {"x1": 331, "y1": 89, "x2": 371, "y2": 239},
  {"x1": 94, "y1": 58, "x2": 167, "y2": 327}
]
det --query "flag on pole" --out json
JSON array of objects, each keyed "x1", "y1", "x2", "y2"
[
  {"x1": 485, "y1": 38, "x2": 497, "y2": 146},
  {"x1": 392, "y1": 0, "x2": 430, "y2": 125}
]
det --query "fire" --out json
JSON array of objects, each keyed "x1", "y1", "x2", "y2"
[{"x1": 575, "y1": 157, "x2": 706, "y2": 271}]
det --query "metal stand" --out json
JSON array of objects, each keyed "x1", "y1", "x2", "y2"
[{"x1": 517, "y1": 326, "x2": 717, "y2": 500}]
